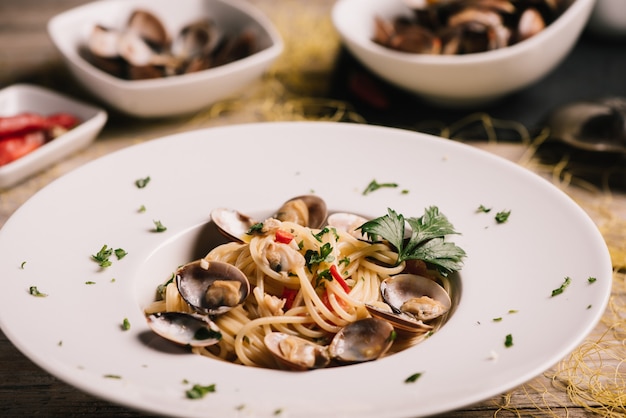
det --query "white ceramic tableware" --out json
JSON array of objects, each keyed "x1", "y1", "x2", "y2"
[
  {"x1": 0, "y1": 83, "x2": 107, "y2": 189},
  {"x1": 0, "y1": 122, "x2": 612, "y2": 417},
  {"x1": 332, "y1": 0, "x2": 596, "y2": 107},
  {"x1": 48, "y1": 0, "x2": 283, "y2": 118}
]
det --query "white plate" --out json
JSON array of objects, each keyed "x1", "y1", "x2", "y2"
[
  {"x1": 0, "y1": 122, "x2": 612, "y2": 417},
  {"x1": 0, "y1": 83, "x2": 107, "y2": 189}
]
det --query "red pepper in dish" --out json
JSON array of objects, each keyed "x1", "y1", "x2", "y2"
[
  {"x1": 0, "y1": 131, "x2": 46, "y2": 166},
  {"x1": 281, "y1": 287, "x2": 298, "y2": 310},
  {"x1": 329, "y1": 264, "x2": 351, "y2": 294},
  {"x1": 274, "y1": 229, "x2": 294, "y2": 244},
  {"x1": 0, "y1": 112, "x2": 81, "y2": 166}
]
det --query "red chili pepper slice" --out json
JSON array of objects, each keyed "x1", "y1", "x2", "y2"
[
  {"x1": 0, "y1": 113, "x2": 48, "y2": 138},
  {"x1": 281, "y1": 288, "x2": 298, "y2": 310},
  {"x1": 0, "y1": 112, "x2": 82, "y2": 166},
  {"x1": 275, "y1": 229, "x2": 294, "y2": 244},
  {"x1": 45, "y1": 113, "x2": 81, "y2": 130},
  {"x1": 0, "y1": 131, "x2": 47, "y2": 166},
  {"x1": 329, "y1": 264, "x2": 351, "y2": 293}
]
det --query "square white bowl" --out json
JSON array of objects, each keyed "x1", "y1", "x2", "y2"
[
  {"x1": 47, "y1": 0, "x2": 283, "y2": 118},
  {"x1": 332, "y1": 0, "x2": 596, "y2": 107},
  {"x1": 0, "y1": 84, "x2": 107, "y2": 189}
]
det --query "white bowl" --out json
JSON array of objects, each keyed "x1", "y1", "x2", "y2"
[
  {"x1": 48, "y1": 0, "x2": 283, "y2": 118},
  {"x1": 587, "y1": 0, "x2": 626, "y2": 38},
  {"x1": 332, "y1": 0, "x2": 596, "y2": 107},
  {"x1": 0, "y1": 84, "x2": 107, "y2": 189}
]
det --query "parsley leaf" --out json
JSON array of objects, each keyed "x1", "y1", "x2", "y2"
[
  {"x1": 29, "y1": 286, "x2": 47, "y2": 297},
  {"x1": 114, "y1": 248, "x2": 128, "y2": 260},
  {"x1": 358, "y1": 207, "x2": 466, "y2": 276},
  {"x1": 135, "y1": 176, "x2": 151, "y2": 188},
  {"x1": 186, "y1": 383, "x2": 216, "y2": 399},
  {"x1": 121, "y1": 318, "x2": 131, "y2": 330},
  {"x1": 246, "y1": 222, "x2": 264, "y2": 235},
  {"x1": 551, "y1": 276, "x2": 571, "y2": 297},
  {"x1": 153, "y1": 220, "x2": 167, "y2": 232},
  {"x1": 405, "y1": 372, "x2": 423, "y2": 383},
  {"x1": 92, "y1": 244, "x2": 113, "y2": 268},
  {"x1": 504, "y1": 334, "x2": 514, "y2": 348},
  {"x1": 362, "y1": 179, "x2": 399, "y2": 195},
  {"x1": 304, "y1": 243, "x2": 335, "y2": 268},
  {"x1": 495, "y1": 210, "x2": 511, "y2": 224}
]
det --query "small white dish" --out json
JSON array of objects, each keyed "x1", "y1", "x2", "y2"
[
  {"x1": 0, "y1": 122, "x2": 612, "y2": 417},
  {"x1": 0, "y1": 84, "x2": 107, "y2": 189},
  {"x1": 47, "y1": 0, "x2": 283, "y2": 118},
  {"x1": 332, "y1": 0, "x2": 596, "y2": 107}
]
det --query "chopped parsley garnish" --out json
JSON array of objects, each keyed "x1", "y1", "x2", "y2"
[
  {"x1": 246, "y1": 222, "x2": 264, "y2": 235},
  {"x1": 92, "y1": 244, "x2": 114, "y2": 267},
  {"x1": 304, "y1": 242, "x2": 334, "y2": 268},
  {"x1": 362, "y1": 179, "x2": 399, "y2": 195},
  {"x1": 121, "y1": 318, "x2": 131, "y2": 331},
  {"x1": 138, "y1": 205, "x2": 146, "y2": 213},
  {"x1": 92, "y1": 245, "x2": 127, "y2": 267},
  {"x1": 29, "y1": 286, "x2": 47, "y2": 297},
  {"x1": 405, "y1": 372, "x2": 423, "y2": 383},
  {"x1": 135, "y1": 176, "x2": 151, "y2": 188},
  {"x1": 85, "y1": 281, "x2": 96, "y2": 285},
  {"x1": 495, "y1": 210, "x2": 511, "y2": 224},
  {"x1": 153, "y1": 220, "x2": 167, "y2": 232},
  {"x1": 476, "y1": 205, "x2": 492, "y2": 213},
  {"x1": 358, "y1": 207, "x2": 466, "y2": 276},
  {"x1": 185, "y1": 383, "x2": 216, "y2": 399},
  {"x1": 493, "y1": 317, "x2": 503, "y2": 322},
  {"x1": 588, "y1": 277, "x2": 597, "y2": 284},
  {"x1": 157, "y1": 274, "x2": 175, "y2": 300},
  {"x1": 104, "y1": 374, "x2": 122, "y2": 379},
  {"x1": 20, "y1": 261, "x2": 26, "y2": 269},
  {"x1": 115, "y1": 248, "x2": 128, "y2": 260},
  {"x1": 551, "y1": 276, "x2": 572, "y2": 297},
  {"x1": 504, "y1": 334, "x2": 514, "y2": 348},
  {"x1": 313, "y1": 227, "x2": 337, "y2": 242}
]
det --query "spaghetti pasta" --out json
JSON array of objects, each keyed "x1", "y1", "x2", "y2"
[{"x1": 145, "y1": 210, "x2": 457, "y2": 370}]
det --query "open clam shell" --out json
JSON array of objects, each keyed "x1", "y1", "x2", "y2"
[
  {"x1": 146, "y1": 311, "x2": 222, "y2": 347},
  {"x1": 176, "y1": 259, "x2": 250, "y2": 315},
  {"x1": 328, "y1": 317, "x2": 395, "y2": 364},
  {"x1": 381, "y1": 274, "x2": 451, "y2": 321},
  {"x1": 274, "y1": 195, "x2": 327, "y2": 230},
  {"x1": 365, "y1": 304, "x2": 434, "y2": 333},
  {"x1": 264, "y1": 332, "x2": 331, "y2": 371},
  {"x1": 211, "y1": 195, "x2": 327, "y2": 243}
]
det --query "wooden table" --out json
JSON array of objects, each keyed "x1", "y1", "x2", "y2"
[{"x1": 1, "y1": 1, "x2": 625, "y2": 417}]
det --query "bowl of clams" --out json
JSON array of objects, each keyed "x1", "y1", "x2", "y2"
[
  {"x1": 48, "y1": 0, "x2": 283, "y2": 118},
  {"x1": 332, "y1": 0, "x2": 596, "y2": 107}
]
